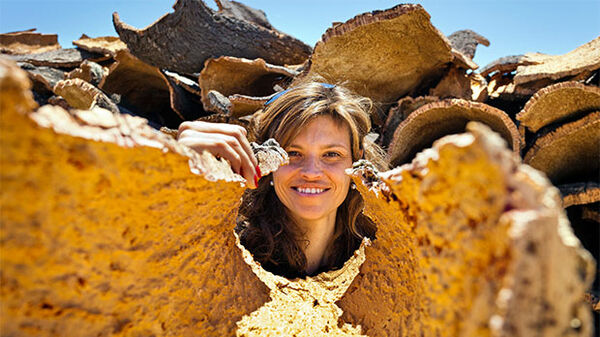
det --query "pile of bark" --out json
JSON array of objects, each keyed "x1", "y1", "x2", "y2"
[{"x1": 1, "y1": 0, "x2": 598, "y2": 335}]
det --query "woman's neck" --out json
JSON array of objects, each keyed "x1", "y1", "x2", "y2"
[{"x1": 293, "y1": 213, "x2": 337, "y2": 275}]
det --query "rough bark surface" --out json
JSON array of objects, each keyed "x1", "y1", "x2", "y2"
[
  {"x1": 98, "y1": 50, "x2": 182, "y2": 128},
  {"x1": 7, "y1": 48, "x2": 110, "y2": 68},
  {"x1": 517, "y1": 81, "x2": 600, "y2": 133},
  {"x1": 447, "y1": 29, "x2": 490, "y2": 60},
  {"x1": 1, "y1": 59, "x2": 595, "y2": 336},
  {"x1": 0, "y1": 29, "x2": 61, "y2": 55},
  {"x1": 301, "y1": 4, "x2": 455, "y2": 104},
  {"x1": 72, "y1": 35, "x2": 128, "y2": 57},
  {"x1": 523, "y1": 111, "x2": 600, "y2": 184},
  {"x1": 199, "y1": 56, "x2": 296, "y2": 114},
  {"x1": 112, "y1": 0, "x2": 311, "y2": 74},
  {"x1": 514, "y1": 37, "x2": 600, "y2": 85},
  {"x1": 388, "y1": 99, "x2": 520, "y2": 167}
]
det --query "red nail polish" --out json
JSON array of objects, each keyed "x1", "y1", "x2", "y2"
[
  {"x1": 255, "y1": 165, "x2": 262, "y2": 178},
  {"x1": 254, "y1": 175, "x2": 259, "y2": 187}
]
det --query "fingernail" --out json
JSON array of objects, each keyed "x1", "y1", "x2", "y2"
[
  {"x1": 255, "y1": 165, "x2": 262, "y2": 178},
  {"x1": 254, "y1": 175, "x2": 259, "y2": 187}
]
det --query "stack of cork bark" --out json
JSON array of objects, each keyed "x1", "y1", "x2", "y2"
[{"x1": 1, "y1": 1, "x2": 598, "y2": 336}]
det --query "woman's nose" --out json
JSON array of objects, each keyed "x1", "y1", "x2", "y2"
[{"x1": 300, "y1": 156, "x2": 323, "y2": 179}]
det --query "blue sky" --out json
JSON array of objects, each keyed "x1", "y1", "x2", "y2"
[{"x1": 1, "y1": 0, "x2": 598, "y2": 70}]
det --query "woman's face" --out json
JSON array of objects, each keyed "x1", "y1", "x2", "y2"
[{"x1": 273, "y1": 115, "x2": 353, "y2": 224}]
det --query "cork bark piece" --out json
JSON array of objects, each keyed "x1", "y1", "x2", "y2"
[
  {"x1": 487, "y1": 73, "x2": 554, "y2": 101},
  {"x1": 7, "y1": 48, "x2": 110, "y2": 68},
  {"x1": 198, "y1": 56, "x2": 296, "y2": 113},
  {"x1": 1, "y1": 60, "x2": 595, "y2": 336},
  {"x1": 53, "y1": 78, "x2": 103, "y2": 110},
  {"x1": 514, "y1": 36, "x2": 600, "y2": 85},
  {"x1": 0, "y1": 29, "x2": 61, "y2": 55},
  {"x1": 429, "y1": 66, "x2": 488, "y2": 100},
  {"x1": 479, "y1": 54, "x2": 538, "y2": 78},
  {"x1": 559, "y1": 182, "x2": 600, "y2": 208},
  {"x1": 341, "y1": 122, "x2": 594, "y2": 336},
  {"x1": 302, "y1": 4, "x2": 455, "y2": 103},
  {"x1": 447, "y1": 29, "x2": 490, "y2": 60},
  {"x1": 18, "y1": 62, "x2": 65, "y2": 93},
  {"x1": 517, "y1": 81, "x2": 600, "y2": 133},
  {"x1": 524, "y1": 111, "x2": 600, "y2": 184},
  {"x1": 381, "y1": 95, "x2": 439, "y2": 149},
  {"x1": 98, "y1": 50, "x2": 182, "y2": 128},
  {"x1": 229, "y1": 93, "x2": 270, "y2": 117},
  {"x1": 214, "y1": 0, "x2": 273, "y2": 29},
  {"x1": 72, "y1": 34, "x2": 128, "y2": 57},
  {"x1": 112, "y1": 0, "x2": 311, "y2": 75},
  {"x1": 388, "y1": 99, "x2": 520, "y2": 167},
  {"x1": 162, "y1": 70, "x2": 207, "y2": 121},
  {"x1": 66, "y1": 60, "x2": 108, "y2": 86}
]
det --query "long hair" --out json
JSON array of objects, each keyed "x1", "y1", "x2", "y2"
[{"x1": 237, "y1": 82, "x2": 386, "y2": 278}]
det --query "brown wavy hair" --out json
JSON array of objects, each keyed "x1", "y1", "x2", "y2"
[{"x1": 237, "y1": 82, "x2": 386, "y2": 279}]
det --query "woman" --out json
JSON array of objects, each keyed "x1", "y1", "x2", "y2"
[{"x1": 178, "y1": 82, "x2": 386, "y2": 278}]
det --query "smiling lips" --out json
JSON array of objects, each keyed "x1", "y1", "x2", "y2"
[{"x1": 293, "y1": 187, "x2": 329, "y2": 195}]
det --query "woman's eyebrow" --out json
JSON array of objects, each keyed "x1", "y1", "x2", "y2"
[{"x1": 288, "y1": 143, "x2": 350, "y2": 150}]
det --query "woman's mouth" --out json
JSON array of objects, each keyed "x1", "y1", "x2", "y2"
[{"x1": 293, "y1": 187, "x2": 329, "y2": 195}]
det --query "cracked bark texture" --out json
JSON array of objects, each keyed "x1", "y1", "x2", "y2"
[
  {"x1": 1, "y1": 60, "x2": 594, "y2": 336},
  {"x1": 112, "y1": 0, "x2": 311, "y2": 74}
]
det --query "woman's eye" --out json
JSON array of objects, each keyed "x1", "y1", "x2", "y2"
[
  {"x1": 324, "y1": 151, "x2": 341, "y2": 158},
  {"x1": 287, "y1": 150, "x2": 301, "y2": 157}
]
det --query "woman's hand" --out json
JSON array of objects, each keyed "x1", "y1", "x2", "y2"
[{"x1": 177, "y1": 121, "x2": 261, "y2": 188}]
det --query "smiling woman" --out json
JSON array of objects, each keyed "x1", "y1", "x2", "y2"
[{"x1": 237, "y1": 82, "x2": 387, "y2": 278}]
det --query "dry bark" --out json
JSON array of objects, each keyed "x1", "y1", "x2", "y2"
[
  {"x1": 388, "y1": 99, "x2": 520, "y2": 167},
  {"x1": 447, "y1": 29, "x2": 490, "y2": 60},
  {"x1": 299, "y1": 4, "x2": 456, "y2": 104},
  {"x1": 514, "y1": 37, "x2": 600, "y2": 85},
  {"x1": 0, "y1": 29, "x2": 61, "y2": 55},
  {"x1": 214, "y1": 0, "x2": 273, "y2": 29},
  {"x1": 65, "y1": 60, "x2": 108, "y2": 86},
  {"x1": 112, "y1": 0, "x2": 311, "y2": 74},
  {"x1": 98, "y1": 50, "x2": 182, "y2": 128},
  {"x1": 7, "y1": 48, "x2": 110, "y2": 68},
  {"x1": 198, "y1": 56, "x2": 296, "y2": 114},
  {"x1": 524, "y1": 111, "x2": 600, "y2": 184},
  {"x1": 517, "y1": 81, "x2": 600, "y2": 133},
  {"x1": 72, "y1": 34, "x2": 128, "y2": 57},
  {"x1": 559, "y1": 182, "x2": 600, "y2": 208}
]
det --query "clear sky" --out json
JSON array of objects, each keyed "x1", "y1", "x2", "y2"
[{"x1": 0, "y1": 0, "x2": 598, "y2": 70}]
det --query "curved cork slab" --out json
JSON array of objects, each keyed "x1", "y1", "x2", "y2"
[
  {"x1": 0, "y1": 59, "x2": 595, "y2": 336},
  {"x1": 0, "y1": 29, "x2": 61, "y2": 55},
  {"x1": 72, "y1": 34, "x2": 128, "y2": 57},
  {"x1": 98, "y1": 50, "x2": 182, "y2": 128},
  {"x1": 198, "y1": 56, "x2": 296, "y2": 113},
  {"x1": 7, "y1": 48, "x2": 110, "y2": 68},
  {"x1": 381, "y1": 95, "x2": 439, "y2": 149},
  {"x1": 53, "y1": 78, "x2": 102, "y2": 110},
  {"x1": 302, "y1": 4, "x2": 455, "y2": 103},
  {"x1": 514, "y1": 37, "x2": 600, "y2": 85},
  {"x1": 162, "y1": 70, "x2": 207, "y2": 121},
  {"x1": 517, "y1": 81, "x2": 600, "y2": 133},
  {"x1": 524, "y1": 111, "x2": 600, "y2": 184},
  {"x1": 112, "y1": 0, "x2": 311, "y2": 74},
  {"x1": 65, "y1": 60, "x2": 108, "y2": 87},
  {"x1": 447, "y1": 29, "x2": 489, "y2": 60},
  {"x1": 559, "y1": 182, "x2": 600, "y2": 208},
  {"x1": 388, "y1": 99, "x2": 520, "y2": 167},
  {"x1": 342, "y1": 122, "x2": 594, "y2": 336},
  {"x1": 479, "y1": 54, "x2": 539, "y2": 78},
  {"x1": 18, "y1": 62, "x2": 65, "y2": 93}
]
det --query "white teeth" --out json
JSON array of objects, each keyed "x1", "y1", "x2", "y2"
[{"x1": 297, "y1": 187, "x2": 324, "y2": 194}]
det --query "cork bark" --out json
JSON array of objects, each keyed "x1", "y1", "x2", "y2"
[{"x1": 1, "y1": 59, "x2": 594, "y2": 336}]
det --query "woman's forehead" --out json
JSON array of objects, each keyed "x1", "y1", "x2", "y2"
[{"x1": 286, "y1": 116, "x2": 352, "y2": 148}]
